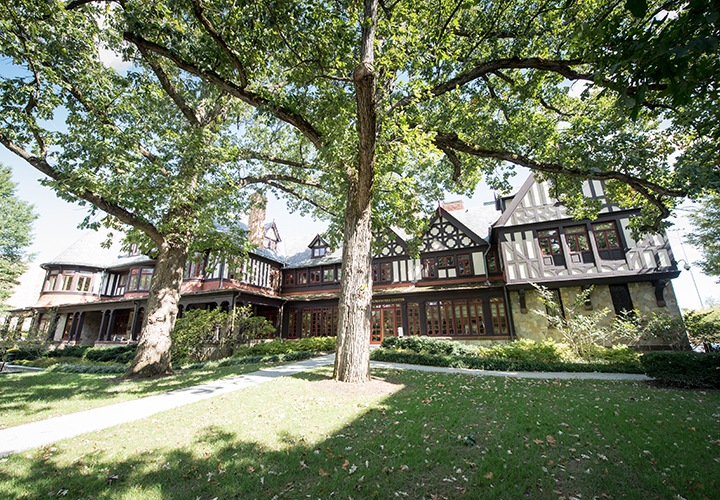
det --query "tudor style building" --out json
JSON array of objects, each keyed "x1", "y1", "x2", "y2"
[{"x1": 13, "y1": 175, "x2": 683, "y2": 347}]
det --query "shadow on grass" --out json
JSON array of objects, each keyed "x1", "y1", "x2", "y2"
[
  {"x1": 0, "y1": 370, "x2": 715, "y2": 500},
  {"x1": 0, "y1": 363, "x2": 278, "y2": 427}
]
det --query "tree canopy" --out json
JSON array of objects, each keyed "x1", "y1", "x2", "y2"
[
  {"x1": 0, "y1": 164, "x2": 37, "y2": 313},
  {"x1": 1, "y1": 0, "x2": 717, "y2": 381}
]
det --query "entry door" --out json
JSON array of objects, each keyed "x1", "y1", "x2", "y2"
[{"x1": 371, "y1": 304, "x2": 402, "y2": 344}]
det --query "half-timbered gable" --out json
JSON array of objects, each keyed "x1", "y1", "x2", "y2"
[{"x1": 494, "y1": 175, "x2": 679, "y2": 289}]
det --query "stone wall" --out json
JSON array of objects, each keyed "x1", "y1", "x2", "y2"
[{"x1": 510, "y1": 281, "x2": 684, "y2": 347}]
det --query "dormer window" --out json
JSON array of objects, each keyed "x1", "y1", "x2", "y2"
[{"x1": 308, "y1": 234, "x2": 330, "y2": 259}]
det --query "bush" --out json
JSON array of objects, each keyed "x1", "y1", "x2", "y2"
[
  {"x1": 684, "y1": 308, "x2": 720, "y2": 352},
  {"x1": 84, "y1": 345, "x2": 136, "y2": 364},
  {"x1": 640, "y1": 351, "x2": 720, "y2": 389},
  {"x1": 481, "y1": 339, "x2": 563, "y2": 363},
  {"x1": 380, "y1": 336, "x2": 479, "y2": 357},
  {"x1": 233, "y1": 337, "x2": 336, "y2": 357},
  {"x1": 183, "y1": 351, "x2": 316, "y2": 371},
  {"x1": 46, "y1": 345, "x2": 90, "y2": 358},
  {"x1": 370, "y1": 348, "x2": 643, "y2": 374},
  {"x1": 47, "y1": 363, "x2": 127, "y2": 374},
  {"x1": 4, "y1": 346, "x2": 45, "y2": 361}
]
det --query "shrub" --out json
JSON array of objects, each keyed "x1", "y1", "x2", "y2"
[
  {"x1": 171, "y1": 308, "x2": 234, "y2": 364},
  {"x1": 183, "y1": 351, "x2": 315, "y2": 370},
  {"x1": 611, "y1": 311, "x2": 690, "y2": 351},
  {"x1": 684, "y1": 308, "x2": 720, "y2": 352},
  {"x1": 233, "y1": 337, "x2": 336, "y2": 357},
  {"x1": 5, "y1": 346, "x2": 45, "y2": 361},
  {"x1": 380, "y1": 336, "x2": 479, "y2": 357},
  {"x1": 640, "y1": 351, "x2": 720, "y2": 389},
  {"x1": 84, "y1": 345, "x2": 136, "y2": 364},
  {"x1": 47, "y1": 363, "x2": 127, "y2": 374},
  {"x1": 481, "y1": 339, "x2": 563, "y2": 363},
  {"x1": 46, "y1": 345, "x2": 90, "y2": 358},
  {"x1": 370, "y1": 348, "x2": 643, "y2": 374}
]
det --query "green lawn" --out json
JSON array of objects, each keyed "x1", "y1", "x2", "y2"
[
  {"x1": 0, "y1": 362, "x2": 285, "y2": 429},
  {"x1": 1, "y1": 367, "x2": 718, "y2": 500}
]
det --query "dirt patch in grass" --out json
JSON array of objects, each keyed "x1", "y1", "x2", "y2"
[{"x1": 308, "y1": 374, "x2": 404, "y2": 398}]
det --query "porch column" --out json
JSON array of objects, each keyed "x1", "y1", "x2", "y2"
[
  {"x1": 106, "y1": 310, "x2": 116, "y2": 341},
  {"x1": 131, "y1": 308, "x2": 143, "y2": 341},
  {"x1": 98, "y1": 311, "x2": 109, "y2": 341},
  {"x1": 67, "y1": 313, "x2": 79, "y2": 341},
  {"x1": 73, "y1": 312, "x2": 86, "y2": 342}
]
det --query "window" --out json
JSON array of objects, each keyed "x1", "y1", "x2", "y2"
[
  {"x1": 593, "y1": 222, "x2": 620, "y2": 250},
  {"x1": 310, "y1": 270, "x2": 321, "y2": 283},
  {"x1": 422, "y1": 258, "x2": 436, "y2": 278},
  {"x1": 372, "y1": 265, "x2": 378, "y2": 283},
  {"x1": 264, "y1": 237, "x2": 277, "y2": 251},
  {"x1": 489, "y1": 297, "x2": 508, "y2": 335},
  {"x1": 487, "y1": 252, "x2": 497, "y2": 273},
  {"x1": 301, "y1": 310, "x2": 312, "y2": 337},
  {"x1": 284, "y1": 272, "x2": 295, "y2": 286},
  {"x1": 407, "y1": 303, "x2": 421, "y2": 336},
  {"x1": 336, "y1": 269, "x2": 342, "y2": 281},
  {"x1": 426, "y1": 301, "x2": 440, "y2": 335},
  {"x1": 312, "y1": 247, "x2": 326, "y2": 258},
  {"x1": 45, "y1": 270, "x2": 59, "y2": 291},
  {"x1": 609, "y1": 284, "x2": 634, "y2": 315},
  {"x1": 298, "y1": 272, "x2": 307, "y2": 284},
  {"x1": 288, "y1": 309, "x2": 299, "y2": 339},
  {"x1": 565, "y1": 225, "x2": 590, "y2": 252},
  {"x1": 438, "y1": 256, "x2": 455, "y2": 268},
  {"x1": 322, "y1": 308, "x2": 334, "y2": 336},
  {"x1": 61, "y1": 272, "x2": 74, "y2": 291},
  {"x1": 187, "y1": 257, "x2": 204, "y2": 279},
  {"x1": 323, "y1": 268, "x2": 334, "y2": 282},
  {"x1": 468, "y1": 299, "x2": 485, "y2": 335},
  {"x1": 270, "y1": 268, "x2": 280, "y2": 289},
  {"x1": 380, "y1": 263, "x2": 392, "y2": 282},
  {"x1": 311, "y1": 308, "x2": 322, "y2": 336},
  {"x1": 538, "y1": 229, "x2": 562, "y2": 255},
  {"x1": 458, "y1": 255, "x2": 472, "y2": 275},
  {"x1": 128, "y1": 243, "x2": 141, "y2": 256},
  {"x1": 138, "y1": 268, "x2": 153, "y2": 291},
  {"x1": 76, "y1": 275, "x2": 92, "y2": 292},
  {"x1": 128, "y1": 269, "x2": 139, "y2": 290}
]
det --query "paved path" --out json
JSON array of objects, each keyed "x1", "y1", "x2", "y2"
[{"x1": 0, "y1": 355, "x2": 651, "y2": 457}]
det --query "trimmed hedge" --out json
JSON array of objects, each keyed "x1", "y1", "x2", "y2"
[
  {"x1": 84, "y1": 345, "x2": 137, "y2": 364},
  {"x1": 640, "y1": 351, "x2": 720, "y2": 389},
  {"x1": 47, "y1": 363, "x2": 127, "y2": 374},
  {"x1": 233, "y1": 337, "x2": 336, "y2": 357},
  {"x1": 183, "y1": 351, "x2": 316, "y2": 371},
  {"x1": 370, "y1": 348, "x2": 644, "y2": 374}
]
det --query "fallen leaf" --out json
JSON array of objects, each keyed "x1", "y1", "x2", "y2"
[
  {"x1": 533, "y1": 439, "x2": 544, "y2": 444},
  {"x1": 319, "y1": 469, "x2": 329, "y2": 476},
  {"x1": 546, "y1": 435, "x2": 556, "y2": 444},
  {"x1": 483, "y1": 472, "x2": 494, "y2": 479},
  {"x1": 342, "y1": 460, "x2": 349, "y2": 470}
]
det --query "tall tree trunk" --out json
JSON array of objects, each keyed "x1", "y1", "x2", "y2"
[
  {"x1": 124, "y1": 239, "x2": 189, "y2": 379},
  {"x1": 334, "y1": 0, "x2": 378, "y2": 384}
]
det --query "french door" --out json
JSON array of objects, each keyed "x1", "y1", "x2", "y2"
[{"x1": 371, "y1": 303, "x2": 402, "y2": 344}]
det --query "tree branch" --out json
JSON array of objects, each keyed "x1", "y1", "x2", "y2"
[
  {"x1": 265, "y1": 180, "x2": 338, "y2": 217},
  {"x1": 138, "y1": 46, "x2": 202, "y2": 127},
  {"x1": 123, "y1": 31, "x2": 326, "y2": 149},
  {"x1": 237, "y1": 173, "x2": 327, "y2": 191},
  {"x1": 432, "y1": 131, "x2": 687, "y2": 199},
  {"x1": 240, "y1": 150, "x2": 313, "y2": 170},
  {"x1": 191, "y1": 0, "x2": 248, "y2": 88},
  {"x1": 0, "y1": 133, "x2": 165, "y2": 245}
]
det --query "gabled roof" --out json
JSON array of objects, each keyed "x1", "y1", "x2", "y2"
[
  {"x1": 43, "y1": 230, "x2": 154, "y2": 270},
  {"x1": 441, "y1": 204, "x2": 500, "y2": 243},
  {"x1": 278, "y1": 234, "x2": 342, "y2": 268},
  {"x1": 492, "y1": 174, "x2": 538, "y2": 228}
]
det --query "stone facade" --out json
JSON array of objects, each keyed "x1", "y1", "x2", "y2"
[{"x1": 510, "y1": 281, "x2": 684, "y2": 346}]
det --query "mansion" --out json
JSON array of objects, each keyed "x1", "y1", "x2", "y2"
[{"x1": 5, "y1": 175, "x2": 683, "y2": 347}]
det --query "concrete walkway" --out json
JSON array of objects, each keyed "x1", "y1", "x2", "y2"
[{"x1": 0, "y1": 355, "x2": 651, "y2": 457}]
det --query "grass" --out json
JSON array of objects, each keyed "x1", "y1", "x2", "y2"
[
  {"x1": 1, "y1": 367, "x2": 718, "y2": 500},
  {"x1": 0, "y1": 361, "x2": 289, "y2": 429}
]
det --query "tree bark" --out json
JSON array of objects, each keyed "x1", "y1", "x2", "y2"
[
  {"x1": 333, "y1": 0, "x2": 377, "y2": 384},
  {"x1": 124, "y1": 238, "x2": 189, "y2": 379}
]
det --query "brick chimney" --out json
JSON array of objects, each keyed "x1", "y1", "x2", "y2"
[
  {"x1": 248, "y1": 193, "x2": 267, "y2": 248},
  {"x1": 441, "y1": 200, "x2": 464, "y2": 212}
]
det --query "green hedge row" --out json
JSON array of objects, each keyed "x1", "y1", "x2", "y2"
[
  {"x1": 183, "y1": 351, "x2": 316, "y2": 370},
  {"x1": 47, "y1": 363, "x2": 128, "y2": 374},
  {"x1": 233, "y1": 337, "x2": 336, "y2": 357},
  {"x1": 370, "y1": 348, "x2": 644, "y2": 374},
  {"x1": 640, "y1": 351, "x2": 720, "y2": 389}
]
